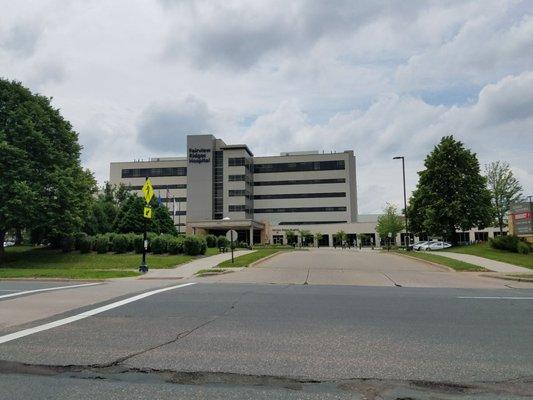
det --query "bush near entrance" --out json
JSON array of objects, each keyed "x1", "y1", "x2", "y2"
[{"x1": 489, "y1": 235, "x2": 531, "y2": 254}]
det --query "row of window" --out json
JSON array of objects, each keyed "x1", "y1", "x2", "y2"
[
  {"x1": 121, "y1": 167, "x2": 187, "y2": 178},
  {"x1": 170, "y1": 211, "x2": 187, "y2": 216},
  {"x1": 254, "y1": 178, "x2": 345, "y2": 186},
  {"x1": 160, "y1": 197, "x2": 186, "y2": 203},
  {"x1": 228, "y1": 174, "x2": 246, "y2": 182},
  {"x1": 278, "y1": 220, "x2": 347, "y2": 225},
  {"x1": 228, "y1": 157, "x2": 246, "y2": 166},
  {"x1": 253, "y1": 160, "x2": 345, "y2": 174},
  {"x1": 228, "y1": 189, "x2": 251, "y2": 197},
  {"x1": 228, "y1": 205, "x2": 252, "y2": 214},
  {"x1": 128, "y1": 184, "x2": 187, "y2": 190},
  {"x1": 254, "y1": 192, "x2": 346, "y2": 200},
  {"x1": 254, "y1": 206, "x2": 347, "y2": 213}
]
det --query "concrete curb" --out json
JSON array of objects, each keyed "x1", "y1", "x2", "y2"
[
  {"x1": 479, "y1": 273, "x2": 533, "y2": 283},
  {"x1": 248, "y1": 250, "x2": 287, "y2": 268},
  {"x1": 388, "y1": 251, "x2": 456, "y2": 272}
]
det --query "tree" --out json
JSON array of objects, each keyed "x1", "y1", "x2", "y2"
[
  {"x1": 84, "y1": 182, "x2": 128, "y2": 235},
  {"x1": 376, "y1": 203, "x2": 404, "y2": 244},
  {"x1": 314, "y1": 232, "x2": 323, "y2": 247},
  {"x1": 298, "y1": 229, "x2": 312, "y2": 246},
  {"x1": 485, "y1": 161, "x2": 523, "y2": 234},
  {"x1": 285, "y1": 229, "x2": 297, "y2": 245},
  {"x1": 408, "y1": 136, "x2": 492, "y2": 245},
  {"x1": 114, "y1": 195, "x2": 176, "y2": 235},
  {"x1": 334, "y1": 230, "x2": 347, "y2": 246},
  {"x1": 0, "y1": 79, "x2": 95, "y2": 262}
]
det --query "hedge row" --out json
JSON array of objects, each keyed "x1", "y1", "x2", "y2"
[
  {"x1": 489, "y1": 235, "x2": 531, "y2": 255},
  {"x1": 62, "y1": 233, "x2": 207, "y2": 256}
]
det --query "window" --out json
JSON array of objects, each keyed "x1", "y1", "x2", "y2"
[
  {"x1": 229, "y1": 205, "x2": 246, "y2": 212},
  {"x1": 254, "y1": 192, "x2": 346, "y2": 200},
  {"x1": 128, "y1": 184, "x2": 186, "y2": 190},
  {"x1": 171, "y1": 210, "x2": 186, "y2": 216},
  {"x1": 278, "y1": 221, "x2": 347, "y2": 225},
  {"x1": 229, "y1": 190, "x2": 246, "y2": 197},
  {"x1": 228, "y1": 157, "x2": 246, "y2": 166},
  {"x1": 254, "y1": 206, "x2": 347, "y2": 213},
  {"x1": 121, "y1": 167, "x2": 187, "y2": 178},
  {"x1": 454, "y1": 232, "x2": 470, "y2": 245},
  {"x1": 160, "y1": 197, "x2": 186, "y2": 203},
  {"x1": 474, "y1": 232, "x2": 488, "y2": 242},
  {"x1": 229, "y1": 174, "x2": 246, "y2": 181},
  {"x1": 254, "y1": 178, "x2": 345, "y2": 186},
  {"x1": 253, "y1": 160, "x2": 345, "y2": 174},
  {"x1": 213, "y1": 151, "x2": 224, "y2": 219}
]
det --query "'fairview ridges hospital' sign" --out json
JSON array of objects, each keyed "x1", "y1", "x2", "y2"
[
  {"x1": 188, "y1": 148, "x2": 211, "y2": 164},
  {"x1": 511, "y1": 202, "x2": 533, "y2": 235}
]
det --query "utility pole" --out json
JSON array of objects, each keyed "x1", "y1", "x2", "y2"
[{"x1": 393, "y1": 156, "x2": 410, "y2": 251}]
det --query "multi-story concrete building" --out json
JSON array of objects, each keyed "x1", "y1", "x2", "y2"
[{"x1": 110, "y1": 134, "x2": 506, "y2": 246}]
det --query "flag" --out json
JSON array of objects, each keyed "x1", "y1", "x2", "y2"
[{"x1": 157, "y1": 190, "x2": 162, "y2": 205}]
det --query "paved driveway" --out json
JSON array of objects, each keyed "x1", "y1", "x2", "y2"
[{"x1": 203, "y1": 248, "x2": 533, "y2": 288}]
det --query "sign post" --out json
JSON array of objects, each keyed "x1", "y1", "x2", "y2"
[
  {"x1": 140, "y1": 178, "x2": 154, "y2": 273},
  {"x1": 226, "y1": 229, "x2": 238, "y2": 263}
]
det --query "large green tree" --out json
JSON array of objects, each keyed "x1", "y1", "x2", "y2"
[
  {"x1": 485, "y1": 161, "x2": 523, "y2": 234},
  {"x1": 114, "y1": 195, "x2": 176, "y2": 235},
  {"x1": 0, "y1": 79, "x2": 95, "y2": 262},
  {"x1": 376, "y1": 203, "x2": 404, "y2": 244},
  {"x1": 83, "y1": 182, "x2": 130, "y2": 235},
  {"x1": 408, "y1": 136, "x2": 492, "y2": 245}
]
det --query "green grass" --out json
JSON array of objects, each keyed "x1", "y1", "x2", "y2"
[
  {"x1": 0, "y1": 245, "x2": 221, "y2": 279},
  {"x1": 442, "y1": 243, "x2": 533, "y2": 269},
  {"x1": 395, "y1": 250, "x2": 487, "y2": 272},
  {"x1": 218, "y1": 248, "x2": 284, "y2": 268}
]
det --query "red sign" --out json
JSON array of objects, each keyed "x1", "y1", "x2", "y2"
[{"x1": 513, "y1": 212, "x2": 531, "y2": 220}]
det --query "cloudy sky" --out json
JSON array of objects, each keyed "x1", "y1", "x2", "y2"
[{"x1": 1, "y1": 0, "x2": 532, "y2": 213}]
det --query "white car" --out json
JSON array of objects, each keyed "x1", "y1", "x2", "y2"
[
  {"x1": 412, "y1": 241, "x2": 429, "y2": 251},
  {"x1": 3, "y1": 241, "x2": 15, "y2": 247},
  {"x1": 420, "y1": 241, "x2": 452, "y2": 251}
]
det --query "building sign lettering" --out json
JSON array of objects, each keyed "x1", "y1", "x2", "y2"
[{"x1": 189, "y1": 148, "x2": 211, "y2": 164}]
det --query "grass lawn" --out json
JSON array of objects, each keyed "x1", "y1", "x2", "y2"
[
  {"x1": 442, "y1": 243, "x2": 533, "y2": 269},
  {"x1": 0, "y1": 245, "x2": 220, "y2": 279},
  {"x1": 218, "y1": 248, "x2": 285, "y2": 269},
  {"x1": 394, "y1": 250, "x2": 487, "y2": 272}
]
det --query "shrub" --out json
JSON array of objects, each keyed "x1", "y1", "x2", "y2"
[
  {"x1": 517, "y1": 241, "x2": 530, "y2": 255},
  {"x1": 94, "y1": 235, "x2": 109, "y2": 254},
  {"x1": 237, "y1": 241, "x2": 248, "y2": 248},
  {"x1": 133, "y1": 235, "x2": 144, "y2": 253},
  {"x1": 78, "y1": 236, "x2": 93, "y2": 253},
  {"x1": 205, "y1": 234, "x2": 217, "y2": 248},
  {"x1": 489, "y1": 235, "x2": 520, "y2": 252},
  {"x1": 168, "y1": 236, "x2": 184, "y2": 254},
  {"x1": 112, "y1": 234, "x2": 130, "y2": 253},
  {"x1": 60, "y1": 236, "x2": 75, "y2": 253},
  {"x1": 183, "y1": 235, "x2": 207, "y2": 256},
  {"x1": 217, "y1": 235, "x2": 229, "y2": 250},
  {"x1": 74, "y1": 233, "x2": 88, "y2": 251},
  {"x1": 151, "y1": 236, "x2": 168, "y2": 254}
]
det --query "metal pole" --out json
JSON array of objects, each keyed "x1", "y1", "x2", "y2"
[
  {"x1": 231, "y1": 230, "x2": 234, "y2": 263},
  {"x1": 178, "y1": 200, "x2": 181, "y2": 234},
  {"x1": 139, "y1": 177, "x2": 149, "y2": 273},
  {"x1": 401, "y1": 157, "x2": 410, "y2": 251}
]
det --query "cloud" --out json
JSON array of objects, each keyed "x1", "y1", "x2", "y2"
[
  {"x1": 0, "y1": 21, "x2": 43, "y2": 58},
  {"x1": 136, "y1": 96, "x2": 216, "y2": 153}
]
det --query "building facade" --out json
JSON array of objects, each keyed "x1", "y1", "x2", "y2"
[{"x1": 109, "y1": 134, "x2": 506, "y2": 246}]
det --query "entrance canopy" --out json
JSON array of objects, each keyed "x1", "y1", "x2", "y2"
[{"x1": 187, "y1": 219, "x2": 265, "y2": 245}]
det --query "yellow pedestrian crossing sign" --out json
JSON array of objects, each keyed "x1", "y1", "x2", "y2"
[
  {"x1": 141, "y1": 179, "x2": 154, "y2": 204},
  {"x1": 143, "y1": 206, "x2": 152, "y2": 219}
]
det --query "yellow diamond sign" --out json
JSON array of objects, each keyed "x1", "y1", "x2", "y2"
[
  {"x1": 143, "y1": 206, "x2": 152, "y2": 219},
  {"x1": 141, "y1": 179, "x2": 154, "y2": 204}
]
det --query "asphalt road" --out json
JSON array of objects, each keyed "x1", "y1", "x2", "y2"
[{"x1": 1, "y1": 282, "x2": 532, "y2": 399}]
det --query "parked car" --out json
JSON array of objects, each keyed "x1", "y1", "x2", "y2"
[
  {"x1": 412, "y1": 241, "x2": 429, "y2": 251},
  {"x1": 420, "y1": 241, "x2": 452, "y2": 251},
  {"x1": 3, "y1": 240, "x2": 15, "y2": 247}
]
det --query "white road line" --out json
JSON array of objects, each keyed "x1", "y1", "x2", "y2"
[
  {"x1": 0, "y1": 282, "x2": 196, "y2": 345},
  {"x1": 0, "y1": 283, "x2": 102, "y2": 300},
  {"x1": 457, "y1": 296, "x2": 533, "y2": 300}
]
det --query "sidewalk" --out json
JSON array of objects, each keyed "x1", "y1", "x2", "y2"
[
  {"x1": 140, "y1": 250, "x2": 255, "y2": 279},
  {"x1": 433, "y1": 251, "x2": 531, "y2": 273}
]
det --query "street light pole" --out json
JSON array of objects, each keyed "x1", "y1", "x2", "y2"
[{"x1": 393, "y1": 156, "x2": 410, "y2": 251}]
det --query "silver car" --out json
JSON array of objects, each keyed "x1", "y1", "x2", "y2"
[
  {"x1": 421, "y1": 241, "x2": 452, "y2": 251},
  {"x1": 412, "y1": 241, "x2": 429, "y2": 251}
]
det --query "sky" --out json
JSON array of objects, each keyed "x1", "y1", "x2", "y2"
[{"x1": 1, "y1": 0, "x2": 532, "y2": 214}]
